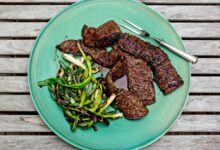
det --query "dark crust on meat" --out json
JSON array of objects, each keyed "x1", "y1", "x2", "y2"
[
  {"x1": 57, "y1": 39, "x2": 123, "y2": 68},
  {"x1": 106, "y1": 61, "x2": 148, "y2": 120},
  {"x1": 56, "y1": 40, "x2": 80, "y2": 54},
  {"x1": 116, "y1": 90, "x2": 148, "y2": 120},
  {"x1": 117, "y1": 33, "x2": 184, "y2": 94},
  {"x1": 125, "y1": 54, "x2": 155, "y2": 105},
  {"x1": 81, "y1": 43, "x2": 123, "y2": 68},
  {"x1": 82, "y1": 20, "x2": 122, "y2": 48}
]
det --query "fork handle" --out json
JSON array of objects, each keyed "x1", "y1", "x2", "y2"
[{"x1": 158, "y1": 40, "x2": 198, "y2": 64}]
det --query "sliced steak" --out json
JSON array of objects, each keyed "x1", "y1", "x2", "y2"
[
  {"x1": 57, "y1": 40, "x2": 123, "y2": 68},
  {"x1": 125, "y1": 54, "x2": 155, "y2": 105},
  {"x1": 56, "y1": 40, "x2": 79, "y2": 54},
  {"x1": 106, "y1": 61, "x2": 148, "y2": 120},
  {"x1": 82, "y1": 20, "x2": 121, "y2": 47},
  {"x1": 117, "y1": 33, "x2": 184, "y2": 94}
]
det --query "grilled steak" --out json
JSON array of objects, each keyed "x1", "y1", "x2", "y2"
[
  {"x1": 106, "y1": 61, "x2": 148, "y2": 120},
  {"x1": 125, "y1": 54, "x2": 155, "y2": 105},
  {"x1": 82, "y1": 20, "x2": 121, "y2": 47},
  {"x1": 56, "y1": 40, "x2": 79, "y2": 54},
  {"x1": 57, "y1": 40, "x2": 123, "y2": 68},
  {"x1": 117, "y1": 33, "x2": 184, "y2": 94}
]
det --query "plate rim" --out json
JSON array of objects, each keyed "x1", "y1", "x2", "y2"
[{"x1": 28, "y1": 0, "x2": 191, "y2": 149}]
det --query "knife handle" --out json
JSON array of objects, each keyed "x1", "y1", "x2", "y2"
[{"x1": 159, "y1": 40, "x2": 198, "y2": 64}]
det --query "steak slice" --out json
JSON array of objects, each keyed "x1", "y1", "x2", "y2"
[
  {"x1": 117, "y1": 33, "x2": 184, "y2": 94},
  {"x1": 56, "y1": 40, "x2": 123, "y2": 68},
  {"x1": 56, "y1": 40, "x2": 79, "y2": 54},
  {"x1": 125, "y1": 54, "x2": 155, "y2": 105},
  {"x1": 106, "y1": 61, "x2": 148, "y2": 120},
  {"x1": 82, "y1": 20, "x2": 121, "y2": 47},
  {"x1": 116, "y1": 90, "x2": 149, "y2": 120}
]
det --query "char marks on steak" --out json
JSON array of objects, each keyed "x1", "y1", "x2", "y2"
[
  {"x1": 56, "y1": 40, "x2": 80, "y2": 54},
  {"x1": 117, "y1": 33, "x2": 184, "y2": 94},
  {"x1": 57, "y1": 40, "x2": 123, "y2": 68},
  {"x1": 82, "y1": 20, "x2": 121, "y2": 48},
  {"x1": 106, "y1": 61, "x2": 148, "y2": 120},
  {"x1": 125, "y1": 54, "x2": 155, "y2": 105}
]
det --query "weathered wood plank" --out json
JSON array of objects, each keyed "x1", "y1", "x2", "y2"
[
  {"x1": 147, "y1": 135, "x2": 220, "y2": 150},
  {"x1": 0, "y1": 95, "x2": 35, "y2": 111},
  {"x1": 171, "y1": 115, "x2": 220, "y2": 132},
  {"x1": 191, "y1": 58, "x2": 220, "y2": 74},
  {"x1": 0, "y1": 58, "x2": 28, "y2": 73},
  {"x1": 173, "y1": 23, "x2": 220, "y2": 38},
  {"x1": 1, "y1": 136, "x2": 75, "y2": 150},
  {"x1": 0, "y1": 5, "x2": 220, "y2": 20},
  {"x1": 0, "y1": 135, "x2": 220, "y2": 150},
  {"x1": 1, "y1": 76, "x2": 220, "y2": 93},
  {"x1": 0, "y1": 115, "x2": 219, "y2": 132},
  {"x1": 0, "y1": 40, "x2": 32, "y2": 55},
  {"x1": 185, "y1": 96, "x2": 220, "y2": 112},
  {"x1": 0, "y1": 22, "x2": 45, "y2": 37},
  {"x1": 0, "y1": 58, "x2": 219, "y2": 74},
  {"x1": 1, "y1": 40, "x2": 219, "y2": 56},
  {"x1": 141, "y1": 0, "x2": 220, "y2": 3},
  {"x1": 0, "y1": 22, "x2": 219, "y2": 38},
  {"x1": 0, "y1": 0, "x2": 219, "y2": 4},
  {"x1": 0, "y1": 115, "x2": 48, "y2": 132},
  {"x1": 0, "y1": 77, "x2": 28, "y2": 93},
  {"x1": 184, "y1": 40, "x2": 220, "y2": 56},
  {"x1": 190, "y1": 77, "x2": 220, "y2": 93},
  {"x1": 1, "y1": 95, "x2": 220, "y2": 112}
]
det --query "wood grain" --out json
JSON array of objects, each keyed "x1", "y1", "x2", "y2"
[
  {"x1": 0, "y1": 22, "x2": 45, "y2": 37},
  {"x1": 1, "y1": 95, "x2": 220, "y2": 112},
  {"x1": 0, "y1": 115, "x2": 219, "y2": 132},
  {"x1": 190, "y1": 77, "x2": 220, "y2": 93},
  {"x1": 1, "y1": 76, "x2": 220, "y2": 93},
  {"x1": 173, "y1": 23, "x2": 220, "y2": 38},
  {"x1": 0, "y1": 135, "x2": 220, "y2": 150},
  {"x1": 0, "y1": 95, "x2": 35, "y2": 112},
  {"x1": 0, "y1": 58, "x2": 219, "y2": 74},
  {"x1": 1, "y1": 40, "x2": 219, "y2": 56},
  {"x1": 1, "y1": 22, "x2": 219, "y2": 38},
  {"x1": 0, "y1": 5, "x2": 219, "y2": 20},
  {"x1": 0, "y1": 40, "x2": 32, "y2": 55},
  {"x1": 0, "y1": 58, "x2": 28, "y2": 73},
  {"x1": 0, "y1": 0, "x2": 219, "y2": 4},
  {"x1": 184, "y1": 40, "x2": 220, "y2": 56},
  {"x1": 0, "y1": 77, "x2": 28, "y2": 93}
]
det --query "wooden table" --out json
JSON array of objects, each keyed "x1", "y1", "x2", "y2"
[{"x1": 0, "y1": 0, "x2": 220, "y2": 149}]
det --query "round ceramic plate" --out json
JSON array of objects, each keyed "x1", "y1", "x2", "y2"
[{"x1": 28, "y1": 0, "x2": 190, "y2": 149}]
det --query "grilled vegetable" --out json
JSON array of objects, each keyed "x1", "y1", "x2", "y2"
[{"x1": 38, "y1": 42, "x2": 123, "y2": 131}]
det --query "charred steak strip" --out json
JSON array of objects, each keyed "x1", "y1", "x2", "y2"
[
  {"x1": 82, "y1": 20, "x2": 121, "y2": 47},
  {"x1": 125, "y1": 54, "x2": 155, "y2": 105},
  {"x1": 56, "y1": 40, "x2": 80, "y2": 54},
  {"x1": 117, "y1": 33, "x2": 183, "y2": 94},
  {"x1": 106, "y1": 61, "x2": 148, "y2": 120},
  {"x1": 57, "y1": 40, "x2": 123, "y2": 68}
]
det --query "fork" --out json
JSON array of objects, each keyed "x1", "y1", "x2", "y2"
[{"x1": 120, "y1": 19, "x2": 198, "y2": 64}]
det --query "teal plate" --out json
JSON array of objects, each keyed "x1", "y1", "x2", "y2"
[{"x1": 28, "y1": 0, "x2": 190, "y2": 149}]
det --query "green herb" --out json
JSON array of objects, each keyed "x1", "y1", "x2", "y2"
[{"x1": 38, "y1": 42, "x2": 123, "y2": 132}]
